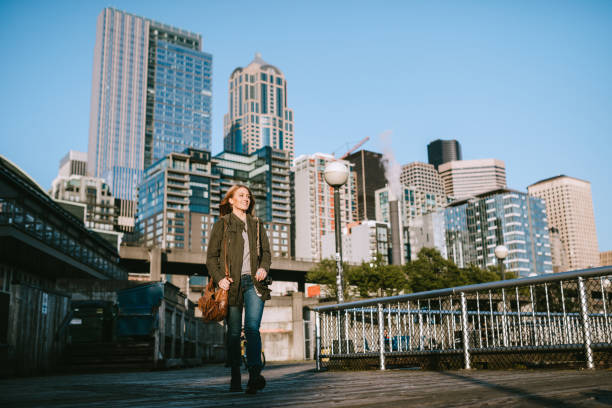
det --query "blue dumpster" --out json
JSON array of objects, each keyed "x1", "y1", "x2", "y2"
[{"x1": 116, "y1": 282, "x2": 164, "y2": 337}]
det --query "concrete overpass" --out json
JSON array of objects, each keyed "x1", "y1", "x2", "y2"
[{"x1": 120, "y1": 246, "x2": 316, "y2": 291}]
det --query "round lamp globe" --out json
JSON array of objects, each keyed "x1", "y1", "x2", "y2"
[
  {"x1": 494, "y1": 245, "x2": 509, "y2": 260},
  {"x1": 324, "y1": 161, "x2": 349, "y2": 187}
]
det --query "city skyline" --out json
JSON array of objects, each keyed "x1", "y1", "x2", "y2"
[
  {"x1": 87, "y1": 8, "x2": 213, "y2": 230},
  {"x1": 1, "y1": 1, "x2": 611, "y2": 250}
]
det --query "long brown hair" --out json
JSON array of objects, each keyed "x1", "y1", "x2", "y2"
[{"x1": 219, "y1": 184, "x2": 256, "y2": 217}]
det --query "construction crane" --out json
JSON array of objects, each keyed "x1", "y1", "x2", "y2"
[{"x1": 339, "y1": 136, "x2": 370, "y2": 160}]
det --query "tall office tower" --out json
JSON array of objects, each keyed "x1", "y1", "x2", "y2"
[
  {"x1": 224, "y1": 53, "x2": 294, "y2": 162},
  {"x1": 293, "y1": 153, "x2": 356, "y2": 261},
  {"x1": 136, "y1": 149, "x2": 220, "y2": 251},
  {"x1": 400, "y1": 162, "x2": 445, "y2": 195},
  {"x1": 601, "y1": 251, "x2": 612, "y2": 267},
  {"x1": 345, "y1": 150, "x2": 386, "y2": 221},
  {"x1": 214, "y1": 147, "x2": 292, "y2": 258},
  {"x1": 88, "y1": 8, "x2": 212, "y2": 230},
  {"x1": 445, "y1": 189, "x2": 552, "y2": 277},
  {"x1": 438, "y1": 159, "x2": 506, "y2": 200},
  {"x1": 528, "y1": 175, "x2": 599, "y2": 271},
  {"x1": 58, "y1": 151, "x2": 88, "y2": 178},
  {"x1": 427, "y1": 139, "x2": 462, "y2": 170}
]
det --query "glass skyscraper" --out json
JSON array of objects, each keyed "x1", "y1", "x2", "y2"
[
  {"x1": 444, "y1": 189, "x2": 553, "y2": 277},
  {"x1": 427, "y1": 139, "x2": 462, "y2": 170},
  {"x1": 88, "y1": 8, "x2": 212, "y2": 230},
  {"x1": 345, "y1": 150, "x2": 387, "y2": 221}
]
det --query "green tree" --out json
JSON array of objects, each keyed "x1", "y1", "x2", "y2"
[
  {"x1": 347, "y1": 253, "x2": 409, "y2": 297},
  {"x1": 405, "y1": 248, "x2": 462, "y2": 292},
  {"x1": 306, "y1": 258, "x2": 351, "y2": 300},
  {"x1": 463, "y1": 264, "x2": 503, "y2": 284},
  {"x1": 405, "y1": 248, "x2": 505, "y2": 292}
]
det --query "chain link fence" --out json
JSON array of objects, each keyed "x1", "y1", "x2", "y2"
[{"x1": 313, "y1": 267, "x2": 612, "y2": 370}]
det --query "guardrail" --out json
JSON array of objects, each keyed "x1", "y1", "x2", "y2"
[
  {"x1": 0, "y1": 198, "x2": 127, "y2": 280},
  {"x1": 313, "y1": 266, "x2": 612, "y2": 370}
]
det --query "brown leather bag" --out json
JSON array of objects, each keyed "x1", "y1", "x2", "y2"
[{"x1": 198, "y1": 218, "x2": 229, "y2": 322}]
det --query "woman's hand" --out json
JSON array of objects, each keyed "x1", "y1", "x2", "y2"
[
  {"x1": 255, "y1": 267, "x2": 267, "y2": 282},
  {"x1": 218, "y1": 277, "x2": 233, "y2": 291}
]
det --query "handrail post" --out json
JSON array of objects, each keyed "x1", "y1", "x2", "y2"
[
  {"x1": 460, "y1": 292, "x2": 471, "y2": 369},
  {"x1": 378, "y1": 303, "x2": 385, "y2": 370},
  {"x1": 578, "y1": 277, "x2": 594, "y2": 369},
  {"x1": 315, "y1": 311, "x2": 322, "y2": 372},
  {"x1": 501, "y1": 288, "x2": 509, "y2": 347}
]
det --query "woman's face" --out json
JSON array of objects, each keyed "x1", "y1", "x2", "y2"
[{"x1": 230, "y1": 187, "x2": 251, "y2": 212}]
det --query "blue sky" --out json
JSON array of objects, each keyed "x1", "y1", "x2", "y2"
[{"x1": 1, "y1": 0, "x2": 610, "y2": 251}]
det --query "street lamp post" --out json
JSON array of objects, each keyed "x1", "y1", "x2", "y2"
[
  {"x1": 324, "y1": 161, "x2": 349, "y2": 303},
  {"x1": 494, "y1": 245, "x2": 508, "y2": 280}
]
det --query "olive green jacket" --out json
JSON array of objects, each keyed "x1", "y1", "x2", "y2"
[{"x1": 206, "y1": 213, "x2": 272, "y2": 305}]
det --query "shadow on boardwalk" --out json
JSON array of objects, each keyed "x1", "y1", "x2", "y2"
[{"x1": 1, "y1": 362, "x2": 611, "y2": 407}]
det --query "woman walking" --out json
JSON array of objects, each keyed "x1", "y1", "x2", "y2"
[{"x1": 206, "y1": 184, "x2": 271, "y2": 394}]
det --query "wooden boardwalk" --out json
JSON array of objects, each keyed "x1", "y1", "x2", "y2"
[{"x1": 1, "y1": 362, "x2": 611, "y2": 407}]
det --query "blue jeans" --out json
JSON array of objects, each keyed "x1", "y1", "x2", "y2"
[{"x1": 227, "y1": 274, "x2": 265, "y2": 369}]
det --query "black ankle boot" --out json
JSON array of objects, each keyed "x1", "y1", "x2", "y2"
[
  {"x1": 229, "y1": 366, "x2": 242, "y2": 392},
  {"x1": 245, "y1": 367, "x2": 265, "y2": 394}
]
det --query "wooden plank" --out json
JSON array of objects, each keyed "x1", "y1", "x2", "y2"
[{"x1": 0, "y1": 363, "x2": 611, "y2": 407}]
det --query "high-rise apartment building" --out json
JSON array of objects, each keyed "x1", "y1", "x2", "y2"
[
  {"x1": 345, "y1": 150, "x2": 387, "y2": 221},
  {"x1": 293, "y1": 153, "x2": 356, "y2": 261},
  {"x1": 224, "y1": 53, "x2": 294, "y2": 162},
  {"x1": 528, "y1": 175, "x2": 599, "y2": 271},
  {"x1": 427, "y1": 139, "x2": 462, "y2": 170},
  {"x1": 400, "y1": 162, "x2": 445, "y2": 195},
  {"x1": 135, "y1": 146, "x2": 291, "y2": 257},
  {"x1": 214, "y1": 147, "x2": 292, "y2": 258},
  {"x1": 136, "y1": 149, "x2": 220, "y2": 251},
  {"x1": 88, "y1": 8, "x2": 212, "y2": 230},
  {"x1": 445, "y1": 189, "x2": 552, "y2": 277},
  {"x1": 439, "y1": 159, "x2": 506, "y2": 200}
]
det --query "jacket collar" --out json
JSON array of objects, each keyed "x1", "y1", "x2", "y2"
[{"x1": 228, "y1": 212, "x2": 253, "y2": 232}]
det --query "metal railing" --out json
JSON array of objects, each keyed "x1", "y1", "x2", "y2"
[
  {"x1": 0, "y1": 198, "x2": 127, "y2": 280},
  {"x1": 313, "y1": 266, "x2": 612, "y2": 370}
]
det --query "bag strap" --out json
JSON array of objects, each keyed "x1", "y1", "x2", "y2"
[
  {"x1": 223, "y1": 216, "x2": 229, "y2": 279},
  {"x1": 256, "y1": 217, "x2": 261, "y2": 262}
]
